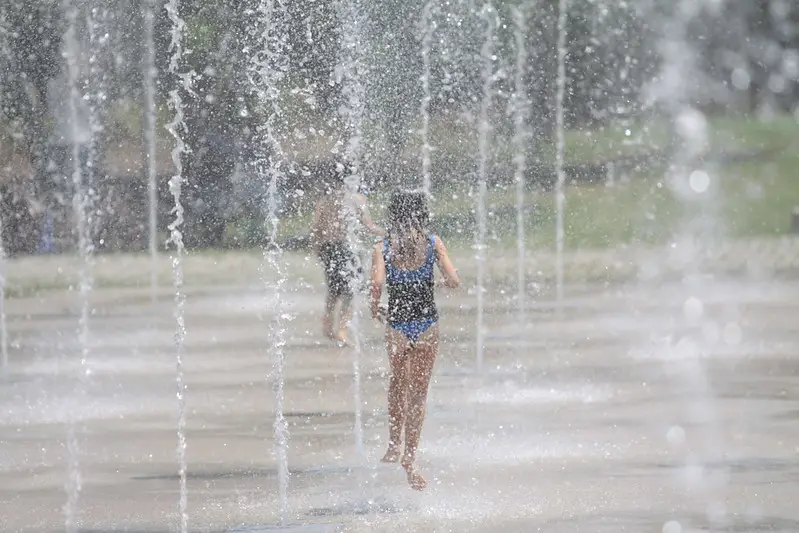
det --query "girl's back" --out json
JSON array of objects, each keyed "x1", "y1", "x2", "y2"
[
  {"x1": 383, "y1": 231, "x2": 437, "y2": 324},
  {"x1": 385, "y1": 231, "x2": 431, "y2": 271}
]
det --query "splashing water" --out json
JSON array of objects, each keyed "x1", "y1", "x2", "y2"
[
  {"x1": 419, "y1": 0, "x2": 437, "y2": 195},
  {"x1": 510, "y1": 6, "x2": 529, "y2": 321},
  {"x1": 164, "y1": 0, "x2": 195, "y2": 530},
  {"x1": 336, "y1": 0, "x2": 368, "y2": 463},
  {"x1": 63, "y1": 420, "x2": 81, "y2": 533},
  {"x1": 475, "y1": 3, "x2": 495, "y2": 373},
  {"x1": 144, "y1": 0, "x2": 159, "y2": 303},
  {"x1": 246, "y1": 0, "x2": 292, "y2": 524},
  {"x1": 646, "y1": 1, "x2": 728, "y2": 524},
  {"x1": 554, "y1": 0, "x2": 568, "y2": 303}
]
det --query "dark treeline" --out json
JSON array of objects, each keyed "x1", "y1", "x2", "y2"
[{"x1": 0, "y1": 0, "x2": 796, "y2": 253}]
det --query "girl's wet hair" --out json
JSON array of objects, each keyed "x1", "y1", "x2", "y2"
[{"x1": 388, "y1": 190, "x2": 430, "y2": 233}]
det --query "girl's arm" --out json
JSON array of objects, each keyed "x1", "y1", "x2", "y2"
[
  {"x1": 370, "y1": 243, "x2": 387, "y2": 319},
  {"x1": 433, "y1": 236, "x2": 460, "y2": 288}
]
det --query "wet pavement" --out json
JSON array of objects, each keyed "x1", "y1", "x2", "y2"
[{"x1": 1, "y1": 276, "x2": 799, "y2": 532}]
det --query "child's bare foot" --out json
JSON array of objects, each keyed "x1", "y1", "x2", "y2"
[
  {"x1": 380, "y1": 445, "x2": 400, "y2": 463},
  {"x1": 401, "y1": 458, "x2": 427, "y2": 491},
  {"x1": 335, "y1": 328, "x2": 350, "y2": 346}
]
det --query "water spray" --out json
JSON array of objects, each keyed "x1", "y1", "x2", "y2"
[
  {"x1": 246, "y1": 0, "x2": 292, "y2": 524},
  {"x1": 554, "y1": 0, "x2": 568, "y2": 304},
  {"x1": 475, "y1": 2, "x2": 496, "y2": 373},
  {"x1": 164, "y1": 0, "x2": 195, "y2": 529}
]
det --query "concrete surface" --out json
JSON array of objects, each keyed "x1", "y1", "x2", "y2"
[{"x1": 2, "y1": 272, "x2": 799, "y2": 532}]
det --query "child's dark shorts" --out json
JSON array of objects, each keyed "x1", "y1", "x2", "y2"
[{"x1": 319, "y1": 241, "x2": 361, "y2": 297}]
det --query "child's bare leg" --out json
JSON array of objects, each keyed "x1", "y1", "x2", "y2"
[
  {"x1": 335, "y1": 294, "x2": 353, "y2": 345},
  {"x1": 382, "y1": 328, "x2": 410, "y2": 463},
  {"x1": 402, "y1": 325, "x2": 438, "y2": 491},
  {"x1": 323, "y1": 292, "x2": 337, "y2": 339}
]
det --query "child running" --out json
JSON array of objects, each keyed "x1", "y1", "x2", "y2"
[
  {"x1": 311, "y1": 164, "x2": 384, "y2": 345},
  {"x1": 369, "y1": 190, "x2": 460, "y2": 491}
]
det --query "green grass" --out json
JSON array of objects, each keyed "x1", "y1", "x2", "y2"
[
  {"x1": 271, "y1": 114, "x2": 799, "y2": 252},
  {"x1": 708, "y1": 114, "x2": 798, "y2": 151},
  {"x1": 5, "y1": 116, "x2": 796, "y2": 297},
  {"x1": 720, "y1": 152, "x2": 799, "y2": 238}
]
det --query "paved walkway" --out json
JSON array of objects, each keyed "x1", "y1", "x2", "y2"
[{"x1": 1, "y1": 274, "x2": 799, "y2": 531}]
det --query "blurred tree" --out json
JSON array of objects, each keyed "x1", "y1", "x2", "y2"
[
  {"x1": 152, "y1": 1, "x2": 253, "y2": 248},
  {"x1": 0, "y1": 1, "x2": 65, "y2": 253},
  {"x1": 1, "y1": 0, "x2": 798, "y2": 252},
  {"x1": 1, "y1": 1, "x2": 64, "y2": 193}
]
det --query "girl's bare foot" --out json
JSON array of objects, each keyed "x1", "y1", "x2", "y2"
[
  {"x1": 380, "y1": 445, "x2": 400, "y2": 463},
  {"x1": 401, "y1": 458, "x2": 427, "y2": 491}
]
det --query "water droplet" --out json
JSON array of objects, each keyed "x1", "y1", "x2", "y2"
[
  {"x1": 731, "y1": 68, "x2": 751, "y2": 90},
  {"x1": 683, "y1": 297, "x2": 704, "y2": 322},
  {"x1": 722, "y1": 322, "x2": 743, "y2": 346},
  {"x1": 689, "y1": 170, "x2": 710, "y2": 193},
  {"x1": 662, "y1": 521, "x2": 682, "y2": 533},
  {"x1": 675, "y1": 108, "x2": 708, "y2": 145},
  {"x1": 667, "y1": 425, "x2": 685, "y2": 446},
  {"x1": 768, "y1": 73, "x2": 787, "y2": 93}
]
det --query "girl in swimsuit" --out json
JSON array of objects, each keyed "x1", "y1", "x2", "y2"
[{"x1": 369, "y1": 190, "x2": 460, "y2": 491}]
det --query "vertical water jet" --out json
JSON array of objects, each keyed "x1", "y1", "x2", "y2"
[
  {"x1": 144, "y1": 0, "x2": 158, "y2": 303},
  {"x1": 642, "y1": 0, "x2": 728, "y2": 524},
  {"x1": 336, "y1": 0, "x2": 368, "y2": 462},
  {"x1": 246, "y1": 0, "x2": 292, "y2": 523},
  {"x1": 419, "y1": 0, "x2": 436, "y2": 195},
  {"x1": 62, "y1": 0, "x2": 91, "y2": 529},
  {"x1": 475, "y1": 3, "x2": 496, "y2": 373},
  {"x1": 0, "y1": 218, "x2": 6, "y2": 378},
  {"x1": 511, "y1": 5, "x2": 529, "y2": 321},
  {"x1": 82, "y1": 2, "x2": 105, "y2": 333},
  {"x1": 0, "y1": 9, "x2": 10, "y2": 379},
  {"x1": 554, "y1": 0, "x2": 568, "y2": 303},
  {"x1": 164, "y1": 0, "x2": 194, "y2": 530}
]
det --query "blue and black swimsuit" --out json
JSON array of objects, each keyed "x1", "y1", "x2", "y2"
[{"x1": 383, "y1": 234, "x2": 438, "y2": 343}]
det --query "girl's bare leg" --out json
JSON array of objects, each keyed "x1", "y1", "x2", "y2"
[
  {"x1": 402, "y1": 324, "x2": 439, "y2": 491},
  {"x1": 382, "y1": 327, "x2": 410, "y2": 463}
]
